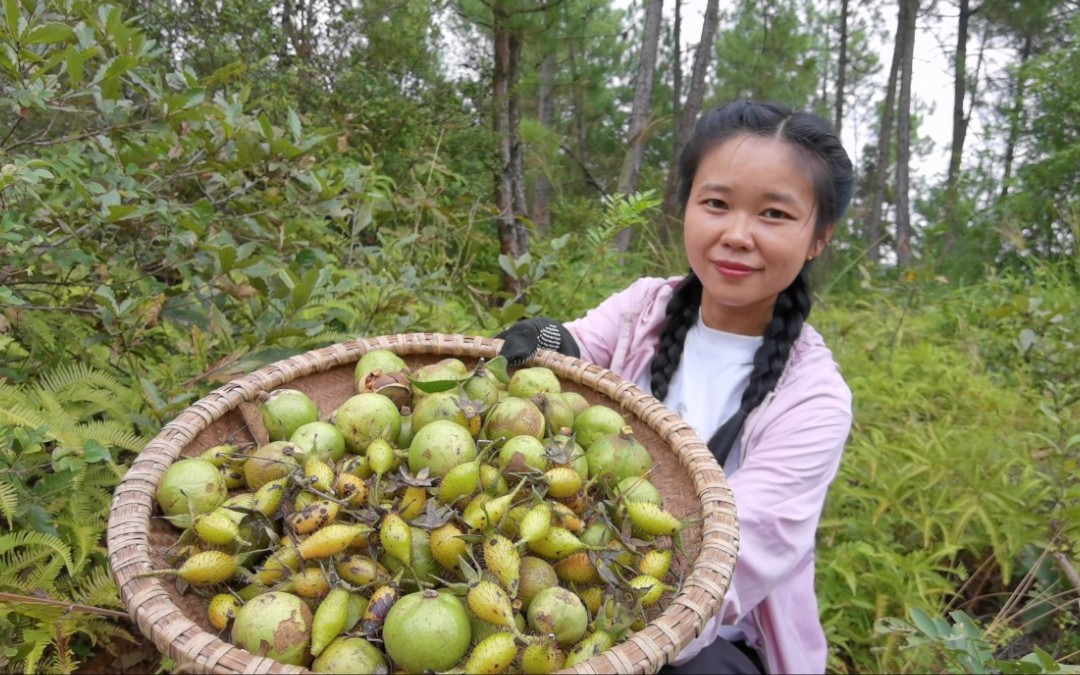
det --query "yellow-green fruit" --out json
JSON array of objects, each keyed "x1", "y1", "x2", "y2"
[
  {"x1": 235, "y1": 581, "x2": 270, "y2": 602},
  {"x1": 293, "y1": 490, "x2": 316, "y2": 512},
  {"x1": 483, "y1": 534, "x2": 521, "y2": 598},
  {"x1": 498, "y1": 435, "x2": 548, "y2": 472},
  {"x1": 244, "y1": 441, "x2": 301, "y2": 491},
  {"x1": 564, "y1": 629, "x2": 615, "y2": 668},
  {"x1": 551, "y1": 501, "x2": 585, "y2": 533},
  {"x1": 175, "y1": 550, "x2": 238, "y2": 585},
  {"x1": 334, "y1": 473, "x2": 368, "y2": 508},
  {"x1": 311, "y1": 635, "x2": 386, "y2": 674},
  {"x1": 339, "y1": 454, "x2": 373, "y2": 479},
  {"x1": 289, "y1": 499, "x2": 341, "y2": 535},
  {"x1": 303, "y1": 456, "x2": 336, "y2": 493},
  {"x1": 360, "y1": 583, "x2": 398, "y2": 636},
  {"x1": 199, "y1": 444, "x2": 237, "y2": 467},
  {"x1": 259, "y1": 388, "x2": 319, "y2": 442},
  {"x1": 253, "y1": 478, "x2": 287, "y2": 517},
  {"x1": 463, "y1": 487, "x2": 520, "y2": 532},
  {"x1": 298, "y1": 523, "x2": 372, "y2": 561},
  {"x1": 466, "y1": 581, "x2": 516, "y2": 629},
  {"x1": 571, "y1": 405, "x2": 626, "y2": 450},
  {"x1": 217, "y1": 493, "x2": 255, "y2": 524},
  {"x1": 430, "y1": 522, "x2": 469, "y2": 570},
  {"x1": 231, "y1": 591, "x2": 312, "y2": 666},
  {"x1": 221, "y1": 466, "x2": 247, "y2": 489},
  {"x1": 517, "y1": 503, "x2": 552, "y2": 546},
  {"x1": 379, "y1": 527, "x2": 439, "y2": 589},
  {"x1": 543, "y1": 466, "x2": 583, "y2": 499},
  {"x1": 638, "y1": 549, "x2": 674, "y2": 580},
  {"x1": 311, "y1": 587, "x2": 351, "y2": 657},
  {"x1": 614, "y1": 475, "x2": 663, "y2": 506},
  {"x1": 408, "y1": 419, "x2": 478, "y2": 478},
  {"x1": 333, "y1": 393, "x2": 402, "y2": 453},
  {"x1": 464, "y1": 631, "x2": 518, "y2": 674},
  {"x1": 344, "y1": 593, "x2": 369, "y2": 632},
  {"x1": 291, "y1": 420, "x2": 347, "y2": 463},
  {"x1": 508, "y1": 367, "x2": 561, "y2": 399},
  {"x1": 526, "y1": 586, "x2": 588, "y2": 647},
  {"x1": 354, "y1": 349, "x2": 408, "y2": 388},
  {"x1": 518, "y1": 557, "x2": 558, "y2": 611},
  {"x1": 479, "y1": 464, "x2": 509, "y2": 496},
  {"x1": 382, "y1": 589, "x2": 471, "y2": 674},
  {"x1": 192, "y1": 510, "x2": 244, "y2": 546},
  {"x1": 398, "y1": 485, "x2": 427, "y2": 521},
  {"x1": 336, "y1": 555, "x2": 390, "y2": 587},
  {"x1": 526, "y1": 526, "x2": 586, "y2": 560},
  {"x1": 255, "y1": 545, "x2": 302, "y2": 585},
  {"x1": 293, "y1": 566, "x2": 332, "y2": 599},
  {"x1": 156, "y1": 458, "x2": 228, "y2": 529},
  {"x1": 553, "y1": 551, "x2": 599, "y2": 585},
  {"x1": 366, "y1": 438, "x2": 396, "y2": 477},
  {"x1": 625, "y1": 501, "x2": 683, "y2": 537},
  {"x1": 629, "y1": 574, "x2": 670, "y2": 607},
  {"x1": 520, "y1": 637, "x2": 566, "y2": 675},
  {"x1": 579, "y1": 585, "x2": 604, "y2": 617},
  {"x1": 379, "y1": 513, "x2": 412, "y2": 567},
  {"x1": 207, "y1": 593, "x2": 241, "y2": 630},
  {"x1": 438, "y1": 460, "x2": 480, "y2": 505}
]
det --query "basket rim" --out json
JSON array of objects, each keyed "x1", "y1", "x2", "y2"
[{"x1": 107, "y1": 333, "x2": 739, "y2": 675}]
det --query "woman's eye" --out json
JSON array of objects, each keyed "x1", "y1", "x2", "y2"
[
  {"x1": 704, "y1": 199, "x2": 727, "y2": 209},
  {"x1": 763, "y1": 208, "x2": 791, "y2": 220}
]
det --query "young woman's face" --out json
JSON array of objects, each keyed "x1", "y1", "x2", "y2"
[{"x1": 683, "y1": 134, "x2": 830, "y2": 335}]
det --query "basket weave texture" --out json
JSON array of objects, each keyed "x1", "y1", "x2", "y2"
[{"x1": 107, "y1": 333, "x2": 739, "y2": 674}]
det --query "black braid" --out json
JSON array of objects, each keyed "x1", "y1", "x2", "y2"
[
  {"x1": 649, "y1": 272, "x2": 702, "y2": 402},
  {"x1": 707, "y1": 267, "x2": 813, "y2": 464}
]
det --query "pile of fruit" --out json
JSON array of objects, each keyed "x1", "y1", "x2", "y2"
[{"x1": 148, "y1": 350, "x2": 691, "y2": 674}]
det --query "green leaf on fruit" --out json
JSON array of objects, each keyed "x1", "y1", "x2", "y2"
[
  {"x1": 407, "y1": 377, "x2": 463, "y2": 394},
  {"x1": 485, "y1": 356, "x2": 510, "y2": 384}
]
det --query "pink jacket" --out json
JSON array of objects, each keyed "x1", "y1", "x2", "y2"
[{"x1": 565, "y1": 276, "x2": 852, "y2": 674}]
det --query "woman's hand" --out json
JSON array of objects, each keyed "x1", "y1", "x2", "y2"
[{"x1": 495, "y1": 318, "x2": 581, "y2": 366}]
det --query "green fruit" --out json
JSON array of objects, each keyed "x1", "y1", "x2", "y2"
[
  {"x1": 508, "y1": 367, "x2": 561, "y2": 398},
  {"x1": 614, "y1": 475, "x2": 663, "y2": 505},
  {"x1": 498, "y1": 435, "x2": 548, "y2": 472},
  {"x1": 585, "y1": 427, "x2": 653, "y2": 484},
  {"x1": 259, "y1": 389, "x2": 319, "y2": 442},
  {"x1": 354, "y1": 349, "x2": 408, "y2": 388},
  {"x1": 483, "y1": 397, "x2": 545, "y2": 441},
  {"x1": 243, "y1": 441, "x2": 301, "y2": 491},
  {"x1": 408, "y1": 419, "x2": 477, "y2": 478},
  {"x1": 412, "y1": 391, "x2": 469, "y2": 433},
  {"x1": 383, "y1": 589, "x2": 471, "y2": 673},
  {"x1": 332, "y1": 393, "x2": 401, "y2": 453},
  {"x1": 527, "y1": 586, "x2": 588, "y2": 647},
  {"x1": 572, "y1": 405, "x2": 626, "y2": 450},
  {"x1": 156, "y1": 458, "x2": 228, "y2": 529},
  {"x1": 290, "y1": 421, "x2": 347, "y2": 462},
  {"x1": 311, "y1": 636, "x2": 386, "y2": 674},
  {"x1": 231, "y1": 591, "x2": 312, "y2": 666}
]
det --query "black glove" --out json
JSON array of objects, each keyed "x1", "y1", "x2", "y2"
[{"x1": 495, "y1": 317, "x2": 581, "y2": 367}]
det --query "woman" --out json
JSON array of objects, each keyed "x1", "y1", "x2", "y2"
[{"x1": 497, "y1": 100, "x2": 856, "y2": 674}]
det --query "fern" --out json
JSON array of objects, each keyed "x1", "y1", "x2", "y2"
[
  {"x1": 0, "y1": 532, "x2": 75, "y2": 576},
  {"x1": 0, "y1": 477, "x2": 17, "y2": 527}
]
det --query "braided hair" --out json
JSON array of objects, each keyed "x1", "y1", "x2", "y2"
[{"x1": 649, "y1": 100, "x2": 854, "y2": 466}]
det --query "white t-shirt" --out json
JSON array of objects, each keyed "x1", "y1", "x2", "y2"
[{"x1": 633, "y1": 310, "x2": 764, "y2": 647}]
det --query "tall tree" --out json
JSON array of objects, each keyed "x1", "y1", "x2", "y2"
[
  {"x1": 834, "y1": 0, "x2": 850, "y2": 134},
  {"x1": 659, "y1": 0, "x2": 721, "y2": 238},
  {"x1": 895, "y1": 0, "x2": 919, "y2": 267},
  {"x1": 866, "y1": 7, "x2": 904, "y2": 264},
  {"x1": 534, "y1": 50, "x2": 557, "y2": 233},
  {"x1": 942, "y1": 0, "x2": 978, "y2": 248},
  {"x1": 613, "y1": 0, "x2": 665, "y2": 252}
]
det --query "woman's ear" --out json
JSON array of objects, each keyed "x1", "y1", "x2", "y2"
[{"x1": 809, "y1": 224, "x2": 836, "y2": 259}]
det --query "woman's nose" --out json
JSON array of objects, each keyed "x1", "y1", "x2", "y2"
[{"x1": 720, "y1": 212, "x2": 754, "y2": 249}]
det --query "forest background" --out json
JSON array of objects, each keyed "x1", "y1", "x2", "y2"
[{"x1": 1, "y1": 0, "x2": 1079, "y2": 672}]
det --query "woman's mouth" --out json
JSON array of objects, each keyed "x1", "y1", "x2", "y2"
[{"x1": 714, "y1": 261, "x2": 758, "y2": 279}]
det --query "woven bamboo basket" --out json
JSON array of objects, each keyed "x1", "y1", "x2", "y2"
[{"x1": 107, "y1": 333, "x2": 739, "y2": 674}]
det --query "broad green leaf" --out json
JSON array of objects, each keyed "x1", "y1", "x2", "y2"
[
  {"x1": 484, "y1": 356, "x2": 511, "y2": 385},
  {"x1": 407, "y1": 377, "x2": 462, "y2": 394},
  {"x1": 4, "y1": 0, "x2": 20, "y2": 40},
  {"x1": 24, "y1": 22, "x2": 72, "y2": 45}
]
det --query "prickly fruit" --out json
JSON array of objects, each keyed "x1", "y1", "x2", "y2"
[
  {"x1": 464, "y1": 631, "x2": 518, "y2": 674},
  {"x1": 207, "y1": 593, "x2": 241, "y2": 630}
]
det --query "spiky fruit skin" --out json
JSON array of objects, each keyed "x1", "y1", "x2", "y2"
[
  {"x1": 465, "y1": 631, "x2": 518, "y2": 674},
  {"x1": 430, "y1": 522, "x2": 469, "y2": 571},
  {"x1": 176, "y1": 550, "x2": 238, "y2": 585},
  {"x1": 382, "y1": 590, "x2": 471, "y2": 674},
  {"x1": 333, "y1": 393, "x2": 402, "y2": 453},
  {"x1": 564, "y1": 630, "x2": 615, "y2": 668},
  {"x1": 408, "y1": 419, "x2": 478, "y2": 478},
  {"x1": 208, "y1": 593, "x2": 241, "y2": 631},
  {"x1": 526, "y1": 586, "x2": 588, "y2": 647},
  {"x1": 231, "y1": 591, "x2": 313, "y2": 666},
  {"x1": 521, "y1": 637, "x2": 566, "y2": 675},
  {"x1": 260, "y1": 389, "x2": 319, "y2": 442},
  {"x1": 156, "y1": 458, "x2": 228, "y2": 529},
  {"x1": 311, "y1": 636, "x2": 387, "y2": 674}
]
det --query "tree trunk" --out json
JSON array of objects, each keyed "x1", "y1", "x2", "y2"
[
  {"x1": 834, "y1": 0, "x2": 849, "y2": 134},
  {"x1": 493, "y1": 8, "x2": 528, "y2": 296},
  {"x1": 659, "y1": 0, "x2": 720, "y2": 239},
  {"x1": 942, "y1": 0, "x2": 971, "y2": 248},
  {"x1": 533, "y1": 51, "x2": 557, "y2": 234},
  {"x1": 613, "y1": 0, "x2": 664, "y2": 253},
  {"x1": 673, "y1": 0, "x2": 682, "y2": 128},
  {"x1": 567, "y1": 40, "x2": 588, "y2": 172},
  {"x1": 866, "y1": 6, "x2": 904, "y2": 264},
  {"x1": 895, "y1": 0, "x2": 918, "y2": 267},
  {"x1": 999, "y1": 36, "x2": 1031, "y2": 203}
]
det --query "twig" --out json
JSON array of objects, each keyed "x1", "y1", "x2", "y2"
[
  {"x1": 1051, "y1": 551, "x2": 1080, "y2": 611},
  {"x1": 0, "y1": 591, "x2": 131, "y2": 620}
]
